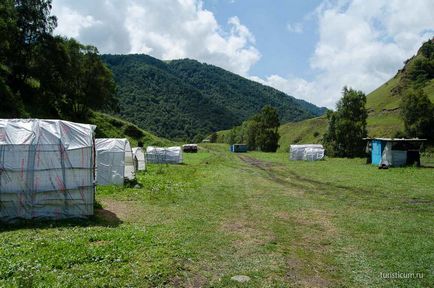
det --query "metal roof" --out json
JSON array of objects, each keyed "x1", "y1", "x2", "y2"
[{"x1": 363, "y1": 137, "x2": 427, "y2": 142}]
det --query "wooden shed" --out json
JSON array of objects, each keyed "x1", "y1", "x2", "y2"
[
  {"x1": 230, "y1": 144, "x2": 248, "y2": 153},
  {"x1": 365, "y1": 138, "x2": 426, "y2": 167}
]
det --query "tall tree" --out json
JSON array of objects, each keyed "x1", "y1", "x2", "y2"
[
  {"x1": 209, "y1": 132, "x2": 218, "y2": 143},
  {"x1": 10, "y1": 0, "x2": 57, "y2": 98},
  {"x1": 0, "y1": 0, "x2": 25, "y2": 116},
  {"x1": 61, "y1": 40, "x2": 117, "y2": 119},
  {"x1": 323, "y1": 87, "x2": 368, "y2": 157},
  {"x1": 256, "y1": 105, "x2": 280, "y2": 152},
  {"x1": 225, "y1": 105, "x2": 280, "y2": 152},
  {"x1": 400, "y1": 89, "x2": 434, "y2": 142},
  {"x1": 0, "y1": 0, "x2": 117, "y2": 120}
]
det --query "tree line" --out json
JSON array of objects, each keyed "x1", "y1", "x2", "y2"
[{"x1": 0, "y1": 0, "x2": 117, "y2": 121}]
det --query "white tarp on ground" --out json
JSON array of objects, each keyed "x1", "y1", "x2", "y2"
[
  {"x1": 0, "y1": 119, "x2": 96, "y2": 221},
  {"x1": 290, "y1": 144, "x2": 325, "y2": 161},
  {"x1": 95, "y1": 138, "x2": 135, "y2": 185},
  {"x1": 132, "y1": 147, "x2": 146, "y2": 171},
  {"x1": 146, "y1": 146, "x2": 183, "y2": 164}
]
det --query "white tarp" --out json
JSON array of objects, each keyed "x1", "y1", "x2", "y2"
[
  {"x1": 381, "y1": 142, "x2": 407, "y2": 167},
  {"x1": 146, "y1": 146, "x2": 183, "y2": 164},
  {"x1": 290, "y1": 144, "x2": 324, "y2": 161},
  {"x1": 95, "y1": 138, "x2": 135, "y2": 185},
  {"x1": 132, "y1": 147, "x2": 146, "y2": 171},
  {"x1": 0, "y1": 119, "x2": 96, "y2": 221}
]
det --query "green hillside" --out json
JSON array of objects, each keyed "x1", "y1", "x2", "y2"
[
  {"x1": 277, "y1": 116, "x2": 328, "y2": 152},
  {"x1": 102, "y1": 54, "x2": 326, "y2": 140},
  {"x1": 276, "y1": 39, "x2": 434, "y2": 150},
  {"x1": 364, "y1": 38, "x2": 434, "y2": 137},
  {"x1": 89, "y1": 112, "x2": 172, "y2": 147}
]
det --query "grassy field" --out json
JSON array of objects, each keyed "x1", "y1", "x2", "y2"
[{"x1": 1, "y1": 144, "x2": 433, "y2": 287}]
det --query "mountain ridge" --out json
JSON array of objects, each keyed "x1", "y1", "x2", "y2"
[{"x1": 102, "y1": 54, "x2": 326, "y2": 140}]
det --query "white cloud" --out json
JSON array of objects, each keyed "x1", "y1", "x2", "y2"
[
  {"x1": 54, "y1": 6, "x2": 100, "y2": 38},
  {"x1": 253, "y1": 0, "x2": 434, "y2": 108},
  {"x1": 287, "y1": 22, "x2": 303, "y2": 34},
  {"x1": 52, "y1": 0, "x2": 260, "y2": 76}
]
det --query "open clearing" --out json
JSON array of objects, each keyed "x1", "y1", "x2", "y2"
[{"x1": 1, "y1": 144, "x2": 433, "y2": 287}]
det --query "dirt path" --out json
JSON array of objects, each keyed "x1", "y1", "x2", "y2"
[
  {"x1": 237, "y1": 154, "x2": 291, "y2": 186},
  {"x1": 236, "y1": 153, "x2": 340, "y2": 287}
]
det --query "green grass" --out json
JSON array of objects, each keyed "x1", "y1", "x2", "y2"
[
  {"x1": 366, "y1": 113, "x2": 404, "y2": 137},
  {"x1": 366, "y1": 76, "x2": 401, "y2": 113},
  {"x1": 1, "y1": 144, "x2": 433, "y2": 287}
]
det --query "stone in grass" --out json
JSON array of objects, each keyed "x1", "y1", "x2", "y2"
[{"x1": 230, "y1": 275, "x2": 250, "y2": 283}]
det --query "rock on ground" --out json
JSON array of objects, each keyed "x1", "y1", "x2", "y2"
[{"x1": 230, "y1": 275, "x2": 250, "y2": 283}]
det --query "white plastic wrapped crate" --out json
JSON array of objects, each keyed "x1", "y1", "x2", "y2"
[
  {"x1": 132, "y1": 147, "x2": 146, "y2": 171},
  {"x1": 290, "y1": 144, "x2": 324, "y2": 161},
  {"x1": 95, "y1": 138, "x2": 135, "y2": 185},
  {"x1": 0, "y1": 119, "x2": 96, "y2": 221},
  {"x1": 146, "y1": 146, "x2": 183, "y2": 164}
]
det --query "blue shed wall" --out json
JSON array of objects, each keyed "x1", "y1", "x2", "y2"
[
  {"x1": 230, "y1": 144, "x2": 247, "y2": 153},
  {"x1": 371, "y1": 140, "x2": 384, "y2": 165}
]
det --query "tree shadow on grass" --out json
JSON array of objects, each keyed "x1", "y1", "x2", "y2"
[{"x1": 0, "y1": 208, "x2": 122, "y2": 232}]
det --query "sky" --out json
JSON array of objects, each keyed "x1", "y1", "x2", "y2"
[{"x1": 52, "y1": 0, "x2": 434, "y2": 108}]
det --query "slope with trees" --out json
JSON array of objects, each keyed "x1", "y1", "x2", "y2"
[
  {"x1": 275, "y1": 38, "x2": 434, "y2": 151},
  {"x1": 400, "y1": 89, "x2": 434, "y2": 143},
  {"x1": 102, "y1": 54, "x2": 326, "y2": 141}
]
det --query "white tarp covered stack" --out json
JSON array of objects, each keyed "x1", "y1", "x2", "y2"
[
  {"x1": 0, "y1": 119, "x2": 96, "y2": 221},
  {"x1": 146, "y1": 146, "x2": 183, "y2": 164},
  {"x1": 132, "y1": 147, "x2": 146, "y2": 171},
  {"x1": 95, "y1": 138, "x2": 135, "y2": 185},
  {"x1": 290, "y1": 144, "x2": 325, "y2": 161}
]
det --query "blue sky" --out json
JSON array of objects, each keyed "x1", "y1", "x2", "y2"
[
  {"x1": 52, "y1": 0, "x2": 434, "y2": 107},
  {"x1": 203, "y1": 0, "x2": 321, "y2": 80}
]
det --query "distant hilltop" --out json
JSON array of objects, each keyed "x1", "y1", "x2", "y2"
[{"x1": 102, "y1": 54, "x2": 326, "y2": 141}]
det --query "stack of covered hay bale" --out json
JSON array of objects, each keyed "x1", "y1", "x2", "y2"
[
  {"x1": 132, "y1": 147, "x2": 146, "y2": 171},
  {"x1": 0, "y1": 119, "x2": 96, "y2": 221},
  {"x1": 95, "y1": 138, "x2": 135, "y2": 185},
  {"x1": 146, "y1": 146, "x2": 183, "y2": 164},
  {"x1": 290, "y1": 144, "x2": 324, "y2": 161}
]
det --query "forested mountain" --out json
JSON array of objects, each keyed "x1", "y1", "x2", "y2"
[{"x1": 102, "y1": 54, "x2": 326, "y2": 140}]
